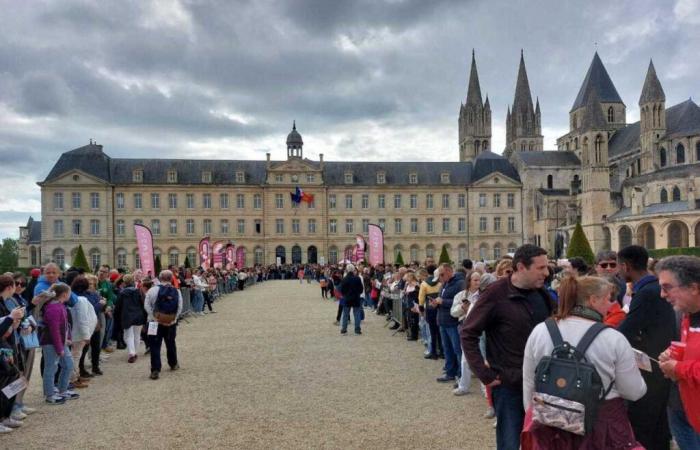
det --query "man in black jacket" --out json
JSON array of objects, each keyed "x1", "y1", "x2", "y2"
[
  {"x1": 618, "y1": 245, "x2": 675, "y2": 450},
  {"x1": 461, "y1": 244, "x2": 553, "y2": 450},
  {"x1": 339, "y1": 264, "x2": 364, "y2": 335}
]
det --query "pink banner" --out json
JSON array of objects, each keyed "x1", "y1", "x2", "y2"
[
  {"x1": 225, "y1": 244, "x2": 235, "y2": 270},
  {"x1": 368, "y1": 224, "x2": 384, "y2": 266},
  {"x1": 134, "y1": 224, "x2": 155, "y2": 277},
  {"x1": 236, "y1": 247, "x2": 245, "y2": 268},
  {"x1": 212, "y1": 241, "x2": 225, "y2": 269},
  {"x1": 199, "y1": 237, "x2": 211, "y2": 270},
  {"x1": 354, "y1": 234, "x2": 366, "y2": 263}
]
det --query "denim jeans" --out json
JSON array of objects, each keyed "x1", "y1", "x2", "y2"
[
  {"x1": 492, "y1": 385, "x2": 525, "y2": 450},
  {"x1": 439, "y1": 325, "x2": 461, "y2": 378},
  {"x1": 341, "y1": 305, "x2": 362, "y2": 333},
  {"x1": 41, "y1": 344, "x2": 73, "y2": 397},
  {"x1": 193, "y1": 290, "x2": 204, "y2": 313},
  {"x1": 149, "y1": 324, "x2": 178, "y2": 372},
  {"x1": 668, "y1": 406, "x2": 700, "y2": 450},
  {"x1": 102, "y1": 315, "x2": 114, "y2": 349},
  {"x1": 419, "y1": 315, "x2": 430, "y2": 351}
]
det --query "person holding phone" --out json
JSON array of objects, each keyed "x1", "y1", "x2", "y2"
[{"x1": 0, "y1": 274, "x2": 25, "y2": 431}]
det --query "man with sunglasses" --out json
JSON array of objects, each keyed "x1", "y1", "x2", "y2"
[
  {"x1": 618, "y1": 245, "x2": 675, "y2": 450},
  {"x1": 595, "y1": 250, "x2": 626, "y2": 305}
]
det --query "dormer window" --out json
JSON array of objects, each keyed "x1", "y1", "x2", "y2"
[
  {"x1": 409, "y1": 173, "x2": 418, "y2": 184},
  {"x1": 132, "y1": 169, "x2": 143, "y2": 183},
  {"x1": 441, "y1": 172, "x2": 450, "y2": 184},
  {"x1": 306, "y1": 173, "x2": 315, "y2": 183},
  {"x1": 167, "y1": 170, "x2": 177, "y2": 183},
  {"x1": 202, "y1": 171, "x2": 212, "y2": 183},
  {"x1": 275, "y1": 174, "x2": 284, "y2": 183},
  {"x1": 344, "y1": 171, "x2": 353, "y2": 184},
  {"x1": 377, "y1": 172, "x2": 386, "y2": 184},
  {"x1": 235, "y1": 171, "x2": 245, "y2": 183}
]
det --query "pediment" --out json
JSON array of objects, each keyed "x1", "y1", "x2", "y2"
[
  {"x1": 471, "y1": 172, "x2": 521, "y2": 187},
  {"x1": 40, "y1": 169, "x2": 110, "y2": 186},
  {"x1": 269, "y1": 159, "x2": 320, "y2": 172}
]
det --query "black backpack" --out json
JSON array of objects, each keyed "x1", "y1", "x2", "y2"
[
  {"x1": 532, "y1": 318, "x2": 614, "y2": 436},
  {"x1": 153, "y1": 285, "x2": 179, "y2": 324}
]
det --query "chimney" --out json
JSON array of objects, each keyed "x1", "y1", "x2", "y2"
[
  {"x1": 266, "y1": 152, "x2": 271, "y2": 169},
  {"x1": 319, "y1": 153, "x2": 324, "y2": 169}
]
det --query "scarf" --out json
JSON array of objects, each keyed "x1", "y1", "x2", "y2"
[{"x1": 570, "y1": 305, "x2": 603, "y2": 322}]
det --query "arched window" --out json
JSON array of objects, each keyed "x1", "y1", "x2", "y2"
[
  {"x1": 186, "y1": 247, "x2": 197, "y2": 267},
  {"x1": 672, "y1": 186, "x2": 681, "y2": 202},
  {"x1": 458, "y1": 244, "x2": 467, "y2": 262},
  {"x1": 410, "y1": 245, "x2": 419, "y2": 263},
  {"x1": 478, "y1": 243, "x2": 489, "y2": 261},
  {"x1": 507, "y1": 243, "x2": 517, "y2": 254},
  {"x1": 116, "y1": 248, "x2": 128, "y2": 269},
  {"x1": 30, "y1": 246, "x2": 37, "y2": 266},
  {"x1": 660, "y1": 188, "x2": 668, "y2": 203},
  {"x1": 275, "y1": 245, "x2": 286, "y2": 264},
  {"x1": 582, "y1": 137, "x2": 589, "y2": 164},
  {"x1": 493, "y1": 243, "x2": 502, "y2": 260},
  {"x1": 482, "y1": 140, "x2": 488, "y2": 151},
  {"x1": 328, "y1": 246, "x2": 338, "y2": 264},
  {"x1": 254, "y1": 247, "x2": 264, "y2": 265},
  {"x1": 607, "y1": 106, "x2": 614, "y2": 123},
  {"x1": 547, "y1": 175, "x2": 553, "y2": 189},
  {"x1": 52, "y1": 248, "x2": 65, "y2": 267},
  {"x1": 660, "y1": 148, "x2": 667, "y2": 167},
  {"x1": 618, "y1": 226, "x2": 632, "y2": 250},
  {"x1": 667, "y1": 221, "x2": 689, "y2": 248},
  {"x1": 696, "y1": 142, "x2": 700, "y2": 162},
  {"x1": 602, "y1": 228, "x2": 611, "y2": 251},
  {"x1": 574, "y1": 137, "x2": 579, "y2": 149},
  {"x1": 677, "y1": 144, "x2": 685, "y2": 164},
  {"x1": 133, "y1": 249, "x2": 141, "y2": 270},
  {"x1": 307, "y1": 246, "x2": 317, "y2": 264},
  {"x1": 89, "y1": 248, "x2": 101, "y2": 272},
  {"x1": 168, "y1": 248, "x2": 179, "y2": 267},
  {"x1": 595, "y1": 134, "x2": 603, "y2": 163},
  {"x1": 521, "y1": 142, "x2": 526, "y2": 151},
  {"x1": 475, "y1": 140, "x2": 481, "y2": 154},
  {"x1": 529, "y1": 141, "x2": 534, "y2": 151},
  {"x1": 425, "y1": 245, "x2": 435, "y2": 259}
]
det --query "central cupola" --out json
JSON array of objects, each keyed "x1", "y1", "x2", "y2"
[{"x1": 286, "y1": 121, "x2": 303, "y2": 159}]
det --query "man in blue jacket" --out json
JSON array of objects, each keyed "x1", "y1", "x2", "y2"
[{"x1": 432, "y1": 263, "x2": 464, "y2": 383}]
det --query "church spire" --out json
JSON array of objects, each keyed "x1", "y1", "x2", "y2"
[
  {"x1": 465, "y1": 49, "x2": 483, "y2": 106},
  {"x1": 639, "y1": 59, "x2": 665, "y2": 105},
  {"x1": 513, "y1": 49, "x2": 534, "y2": 114}
]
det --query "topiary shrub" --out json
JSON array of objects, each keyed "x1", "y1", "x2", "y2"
[
  {"x1": 566, "y1": 222, "x2": 595, "y2": 266},
  {"x1": 395, "y1": 251, "x2": 405, "y2": 266},
  {"x1": 438, "y1": 244, "x2": 451, "y2": 264},
  {"x1": 154, "y1": 255, "x2": 162, "y2": 275},
  {"x1": 72, "y1": 244, "x2": 91, "y2": 273}
]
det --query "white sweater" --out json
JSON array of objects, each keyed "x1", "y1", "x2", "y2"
[
  {"x1": 70, "y1": 296, "x2": 98, "y2": 341},
  {"x1": 522, "y1": 316, "x2": 647, "y2": 411}
]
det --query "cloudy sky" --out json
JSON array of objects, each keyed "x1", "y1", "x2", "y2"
[{"x1": 1, "y1": 0, "x2": 699, "y2": 238}]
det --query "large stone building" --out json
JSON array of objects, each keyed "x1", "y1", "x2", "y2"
[{"x1": 19, "y1": 51, "x2": 700, "y2": 269}]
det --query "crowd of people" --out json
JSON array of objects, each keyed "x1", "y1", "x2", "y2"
[
  {"x1": 310, "y1": 244, "x2": 700, "y2": 450},
  {"x1": 0, "y1": 262, "x2": 259, "y2": 433}
]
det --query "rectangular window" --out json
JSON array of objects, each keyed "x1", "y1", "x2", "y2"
[
  {"x1": 203, "y1": 193, "x2": 212, "y2": 209},
  {"x1": 479, "y1": 217, "x2": 487, "y2": 232},
  {"x1": 458, "y1": 218, "x2": 466, "y2": 233},
  {"x1": 203, "y1": 219, "x2": 212, "y2": 235},
  {"x1": 276, "y1": 219, "x2": 284, "y2": 234},
  {"x1": 307, "y1": 197, "x2": 315, "y2": 209},
  {"x1": 53, "y1": 192, "x2": 64, "y2": 210},
  {"x1": 442, "y1": 218, "x2": 450, "y2": 233},
  {"x1": 306, "y1": 173, "x2": 315, "y2": 183},
  {"x1": 410, "y1": 194, "x2": 417, "y2": 209},
  {"x1": 116, "y1": 220, "x2": 125, "y2": 236},
  {"x1": 409, "y1": 173, "x2": 418, "y2": 184},
  {"x1": 345, "y1": 194, "x2": 353, "y2": 209},
  {"x1": 235, "y1": 171, "x2": 245, "y2": 183},
  {"x1": 494, "y1": 217, "x2": 501, "y2": 232},
  {"x1": 362, "y1": 194, "x2": 369, "y2": 209},
  {"x1": 362, "y1": 219, "x2": 369, "y2": 233},
  {"x1": 72, "y1": 192, "x2": 81, "y2": 209},
  {"x1": 479, "y1": 193, "x2": 487, "y2": 207},
  {"x1": 168, "y1": 193, "x2": 177, "y2": 209},
  {"x1": 236, "y1": 194, "x2": 245, "y2": 209},
  {"x1": 72, "y1": 220, "x2": 81, "y2": 236},
  {"x1": 253, "y1": 194, "x2": 262, "y2": 209},
  {"x1": 494, "y1": 193, "x2": 501, "y2": 208},
  {"x1": 345, "y1": 219, "x2": 354, "y2": 234},
  {"x1": 186, "y1": 193, "x2": 194, "y2": 209},
  {"x1": 275, "y1": 174, "x2": 284, "y2": 183},
  {"x1": 441, "y1": 173, "x2": 450, "y2": 184},
  {"x1": 394, "y1": 194, "x2": 401, "y2": 209},
  {"x1": 186, "y1": 219, "x2": 195, "y2": 235},
  {"x1": 410, "y1": 218, "x2": 418, "y2": 233},
  {"x1": 202, "y1": 171, "x2": 212, "y2": 183},
  {"x1": 308, "y1": 219, "x2": 316, "y2": 234},
  {"x1": 458, "y1": 193, "x2": 466, "y2": 208},
  {"x1": 167, "y1": 170, "x2": 177, "y2": 183},
  {"x1": 151, "y1": 219, "x2": 160, "y2": 235},
  {"x1": 378, "y1": 218, "x2": 386, "y2": 231},
  {"x1": 329, "y1": 219, "x2": 337, "y2": 234},
  {"x1": 133, "y1": 219, "x2": 143, "y2": 226},
  {"x1": 53, "y1": 220, "x2": 64, "y2": 236},
  {"x1": 132, "y1": 170, "x2": 143, "y2": 183},
  {"x1": 377, "y1": 172, "x2": 386, "y2": 184},
  {"x1": 344, "y1": 173, "x2": 353, "y2": 184},
  {"x1": 508, "y1": 217, "x2": 516, "y2": 233},
  {"x1": 255, "y1": 219, "x2": 262, "y2": 234},
  {"x1": 507, "y1": 193, "x2": 515, "y2": 208},
  {"x1": 292, "y1": 219, "x2": 300, "y2": 234},
  {"x1": 169, "y1": 219, "x2": 178, "y2": 234},
  {"x1": 90, "y1": 192, "x2": 100, "y2": 209},
  {"x1": 394, "y1": 218, "x2": 402, "y2": 234},
  {"x1": 275, "y1": 193, "x2": 284, "y2": 209},
  {"x1": 442, "y1": 194, "x2": 450, "y2": 209},
  {"x1": 329, "y1": 194, "x2": 336, "y2": 209},
  {"x1": 115, "y1": 193, "x2": 125, "y2": 209},
  {"x1": 134, "y1": 193, "x2": 143, "y2": 209},
  {"x1": 426, "y1": 218, "x2": 434, "y2": 233},
  {"x1": 151, "y1": 193, "x2": 160, "y2": 209},
  {"x1": 220, "y1": 193, "x2": 229, "y2": 209},
  {"x1": 221, "y1": 219, "x2": 229, "y2": 234},
  {"x1": 378, "y1": 194, "x2": 385, "y2": 209},
  {"x1": 237, "y1": 219, "x2": 245, "y2": 234},
  {"x1": 426, "y1": 194, "x2": 434, "y2": 209}
]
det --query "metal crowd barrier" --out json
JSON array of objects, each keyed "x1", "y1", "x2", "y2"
[
  {"x1": 391, "y1": 295, "x2": 403, "y2": 334},
  {"x1": 179, "y1": 287, "x2": 193, "y2": 320}
]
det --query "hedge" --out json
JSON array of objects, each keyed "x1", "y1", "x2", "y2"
[{"x1": 648, "y1": 247, "x2": 700, "y2": 258}]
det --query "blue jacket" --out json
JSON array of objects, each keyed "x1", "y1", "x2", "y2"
[
  {"x1": 437, "y1": 272, "x2": 465, "y2": 327},
  {"x1": 34, "y1": 276, "x2": 78, "y2": 307}
]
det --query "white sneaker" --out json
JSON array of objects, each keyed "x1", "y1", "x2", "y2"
[
  {"x1": 0, "y1": 424, "x2": 13, "y2": 433},
  {"x1": 21, "y1": 406, "x2": 36, "y2": 415},
  {"x1": 10, "y1": 410, "x2": 26, "y2": 421},
  {"x1": 483, "y1": 407, "x2": 495, "y2": 418},
  {"x1": 452, "y1": 387, "x2": 470, "y2": 396},
  {"x1": 2, "y1": 418, "x2": 23, "y2": 428}
]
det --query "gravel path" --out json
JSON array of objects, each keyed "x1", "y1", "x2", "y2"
[{"x1": 8, "y1": 280, "x2": 496, "y2": 449}]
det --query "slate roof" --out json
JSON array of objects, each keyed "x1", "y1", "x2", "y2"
[
  {"x1": 515, "y1": 151, "x2": 581, "y2": 167},
  {"x1": 580, "y1": 89, "x2": 608, "y2": 130},
  {"x1": 44, "y1": 143, "x2": 111, "y2": 183},
  {"x1": 608, "y1": 201, "x2": 691, "y2": 220},
  {"x1": 110, "y1": 159, "x2": 269, "y2": 185},
  {"x1": 512, "y1": 50, "x2": 535, "y2": 115},
  {"x1": 639, "y1": 60, "x2": 665, "y2": 105},
  {"x1": 26, "y1": 217, "x2": 41, "y2": 244},
  {"x1": 465, "y1": 50, "x2": 483, "y2": 106},
  {"x1": 538, "y1": 189, "x2": 571, "y2": 196},
  {"x1": 608, "y1": 122, "x2": 640, "y2": 159},
  {"x1": 472, "y1": 151, "x2": 521, "y2": 182},
  {"x1": 571, "y1": 52, "x2": 624, "y2": 111},
  {"x1": 323, "y1": 161, "x2": 474, "y2": 186},
  {"x1": 621, "y1": 162, "x2": 700, "y2": 187},
  {"x1": 286, "y1": 121, "x2": 303, "y2": 145}
]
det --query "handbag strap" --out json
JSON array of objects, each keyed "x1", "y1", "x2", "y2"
[
  {"x1": 575, "y1": 322, "x2": 608, "y2": 355},
  {"x1": 544, "y1": 318, "x2": 564, "y2": 347}
]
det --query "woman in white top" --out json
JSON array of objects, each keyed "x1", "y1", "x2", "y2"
[
  {"x1": 522, "y1": 275, "x2": 647, "y2": 449},
  {"x1": 452, "y1": 271, "x2": 481, "y2": 395}
]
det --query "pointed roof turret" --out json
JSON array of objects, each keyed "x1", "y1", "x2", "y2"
[
  {"x1": 512, "y1": 50, "x2": 535, "y2": 113},
  {"x1": 465, "y1": 49, "x2": 483, "y2": 106},
  {"x1": 535, "y1": 97, "x2": 540, "y2": 114},
  {"x1": 571, "y1": 52, "x2": 624, "y2": 111},
  {"x1": 286, "y1": 120, "x2": 303, "y2": 146},
  {"x1": 580, "y1": 89, "x2": 607, "y2": 130},
  {"x1": 484, "y1": 94, "x2": 490, "y2": 109},
  {"x1": 639, "y1": 59, "x2": 665, "y2": 105}
]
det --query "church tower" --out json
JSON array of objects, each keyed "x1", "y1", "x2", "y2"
[
  {"x1": 504, "y1": 50, "x2": 542, "y2": 159},
  {"x1": 638, "y1": 60, "x2": 666, "y2": 174},
  {"x1": 458, "y1": 50, "x2": 491, "y2": 162},
  {"x1": 286, "y1": 121, "x2": 303, "y2": 159}
]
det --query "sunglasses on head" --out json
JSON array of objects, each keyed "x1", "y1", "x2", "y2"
[{"x1": 598, "y1": 262, "x2": 617, "y2": 269}]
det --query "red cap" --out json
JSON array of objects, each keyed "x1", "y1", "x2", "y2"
[
  {"x1": 109, "y1": 272, "x2": 120, "y2": 282},
  {"x1": 30, "y1": 268, "x2": 41, "y2": 278}
]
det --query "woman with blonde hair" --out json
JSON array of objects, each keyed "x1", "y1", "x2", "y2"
[
  {"x1": 119, "y1": 274, "x2": 146, "y2": 363},
  {"x1": 522, "y1": 276, "x2": 646, "y2": 448},
  {"x1": 495, "y1": 259, "x2": 513, "y2": 279}
]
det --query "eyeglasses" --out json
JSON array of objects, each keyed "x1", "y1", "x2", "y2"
[
  {"x1": 660, "y1": 284, "x2": 681, "y2": 293},
  {"x1": 598, "y1": 262, "x2": 617, "y2": 269},
  {"x1": 16, "y1": 283, "x2": 26, "y2": 287}
]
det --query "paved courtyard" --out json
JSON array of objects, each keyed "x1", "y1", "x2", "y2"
[{"x1": 10, "y1": 280, "x2": 495, "y2": 449}]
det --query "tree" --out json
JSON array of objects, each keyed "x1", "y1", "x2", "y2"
[
  {"x1": 72, "y1": 244, "x2": 91, "y2": 272},
  {"x1": 438, "y1": 244, "x2": 451, "y2": 264},
  {"x1": 154, "y1": 255, "x2": 162, "y2": 275},
  {"x1": 567, "y1": 222, "x2": 595, "y2": 266},
  {"x1": 395, "y1": 251, "x2": 405, "y2": 266},
  {"x1": 184, "y1": 256, "x2": 191, "y2": 269},
  {"x1": 0, "y1": 238, "x2": 18, "y2": 273}
]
